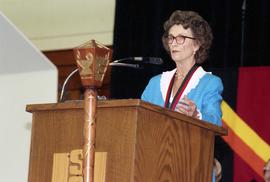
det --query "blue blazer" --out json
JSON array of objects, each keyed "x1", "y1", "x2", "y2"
[{"x1": 141, "y1": 67, "x2": 223, "y2": 126}]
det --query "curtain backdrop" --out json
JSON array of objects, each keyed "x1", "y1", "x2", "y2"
[{"x1": 113, "y1": 0, "x2": 270, "y2": 68}]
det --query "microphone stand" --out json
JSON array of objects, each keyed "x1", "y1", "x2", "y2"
[
  {"x1": 240, "y1": 0, "x2": 246, "y2": 66},
  {"x1": 59, "y1": 68, "x2": 78, "y2": 102},
  {"x1": 59, "y1": 60, "x2": 142, "y2": 103},
  {"x1": 109, "y1": 62, "x2": 141, "y2": 69}
]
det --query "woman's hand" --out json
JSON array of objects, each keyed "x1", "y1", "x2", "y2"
[
  {"x1": 175, "y1": 95, "x2": 199, "y2": 118},
  {"x1": 214, "y1": 158, "x2": 222, "y2": 182}
]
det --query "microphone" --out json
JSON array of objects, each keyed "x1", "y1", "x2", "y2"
[{"x1": 112, "y1": 57, "x2": 163, "y2": 65}]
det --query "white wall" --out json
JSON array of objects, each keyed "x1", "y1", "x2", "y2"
[
  {"x1": 0, "y1": 0, "x2": 116, "y2": 50},
  {"x1": 0, "y1": 12, "x2": 58, "y2": 182}
]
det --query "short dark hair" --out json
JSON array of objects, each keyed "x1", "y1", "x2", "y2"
[{"x1": 162, "y1": 10, "x2": 213, "y2": 64}]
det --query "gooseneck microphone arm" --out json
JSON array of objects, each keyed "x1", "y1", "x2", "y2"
[
  {"x1": 112, "y1": 57, "x2": 163, "y2": 65},
  {"x1": 59, "y1": 68, "x2": 79, "y2": 102},
  {"x1": 109, "y1": 62, "x2": 140, "y2": 68},
  {"x1": 60, "y1": 57, "x2": 163, "y2": 101}
]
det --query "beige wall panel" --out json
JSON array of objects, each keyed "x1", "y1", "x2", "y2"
[{"x1": 0, "y1": 0, "x2": 115, "y2": 50}]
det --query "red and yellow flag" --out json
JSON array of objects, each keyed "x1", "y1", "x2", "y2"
[{"x1": 221, "y1": 67, "x2": 270, "y2": 181}]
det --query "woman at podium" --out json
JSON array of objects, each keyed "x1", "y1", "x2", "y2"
[
  {"x1": 141, "y1": 10, "x2": 223, "y2": 127},
  {"x1": 141, "y1": 10, "x2": 223, "y2": 182}
]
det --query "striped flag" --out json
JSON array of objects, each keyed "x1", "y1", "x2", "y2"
[{"x1": 221, "y1": 67, "x2": 270, "y2": 181}]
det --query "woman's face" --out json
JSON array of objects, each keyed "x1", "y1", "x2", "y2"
[{"x1": 167, "y1": 24, "x2": 199, "y2": 64}]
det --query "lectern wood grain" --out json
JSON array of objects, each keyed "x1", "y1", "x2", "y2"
[{"x1": 27, "y1": 99, "x2": 226, "y2": 182}]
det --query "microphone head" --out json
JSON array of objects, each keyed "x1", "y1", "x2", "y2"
[{"x1": 148, "y1": 57, "x2": 163, "y2": 65}]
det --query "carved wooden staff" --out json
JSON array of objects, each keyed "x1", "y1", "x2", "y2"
[
  {"x1": 74, "y1": 40, "x2": 112, "y2": 182},
  {"x1": 83, "y1": 88, "x2": 97, "y2": 182}
]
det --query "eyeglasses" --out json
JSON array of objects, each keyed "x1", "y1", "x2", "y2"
[{"x1": 166, "y1": 34, "x2": 196, "y2": 45}]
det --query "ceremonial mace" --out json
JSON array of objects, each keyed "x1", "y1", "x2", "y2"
[{"x1": 73, "y1": 40, "x2": 112, "y2": 182}]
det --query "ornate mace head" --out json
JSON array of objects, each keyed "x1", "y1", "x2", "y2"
[{"x1": 73, "y1": 40, "x2": 112, "y2": 88}]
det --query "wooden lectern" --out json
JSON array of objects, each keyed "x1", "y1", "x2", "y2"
[{"x1": 26, "y1": 99, "x2": 227, "y2": 182}]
